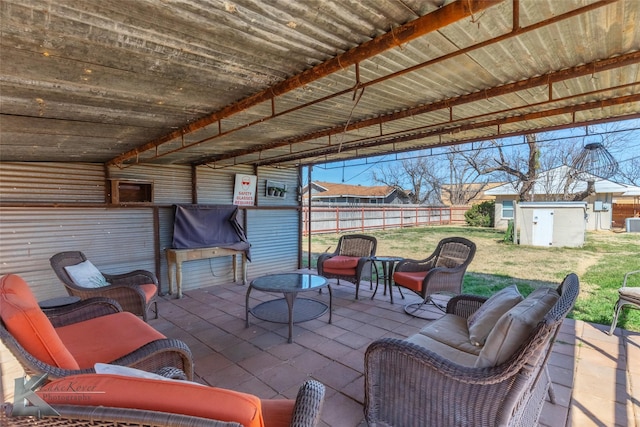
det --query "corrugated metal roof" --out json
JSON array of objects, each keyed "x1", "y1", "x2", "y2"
[{"x1": 1, "y1": 0, "x2": 638, "y2": 168}]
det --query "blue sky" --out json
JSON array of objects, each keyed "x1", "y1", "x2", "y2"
[{"x1": 305, "y1": 118, "x2": 640, "y2": 186}]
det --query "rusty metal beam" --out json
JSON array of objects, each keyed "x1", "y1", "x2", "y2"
[
  {"x1": 251, "y1": 94, "x2": 640, "y2": 166},
  {"x1": 194, "y1": 51, "x2": 640, "y2": 165},
  {"x1": 107, "y1": 0, "x2": 503, "y2": 166}
]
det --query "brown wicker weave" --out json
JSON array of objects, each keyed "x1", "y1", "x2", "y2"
[
  {"x1": 0, "y1": 297, "x2": 194, "y2": 381},
  {"x1": 316, "y1": 234, "x2": 377, "y2": 299},
  {"x1": 393, "y1": 236, "x2": 476, "y2": 318},
  {"x1": 1, "y1": 379, "x2": 325, "y2": 427},
  {"x1": 50, "y1": 251, "x2": 159, "y2": 321},
  {"x1": 364, "y1": 273, "x2": 579, "y2": 427}
]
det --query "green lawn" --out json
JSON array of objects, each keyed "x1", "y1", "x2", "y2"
[{"x1": 303, "y1": 226, "x2": 640, "y2": 332}]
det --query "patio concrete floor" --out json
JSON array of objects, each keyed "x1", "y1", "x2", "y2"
[{"x1": 1, "y1": 272, "x2": 639, "y2": 426}]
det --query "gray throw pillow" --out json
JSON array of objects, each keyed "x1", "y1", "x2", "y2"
[{"x1": 467, "y1": 285, "x2": 523, "y2": 346}]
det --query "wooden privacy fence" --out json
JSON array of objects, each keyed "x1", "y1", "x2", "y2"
[
  {"x1": 303, "y1": 204, "x2": 469, "y2": 235},
  {"x1": 612, "y1": 202, "x2": 640, "y2": 228}
]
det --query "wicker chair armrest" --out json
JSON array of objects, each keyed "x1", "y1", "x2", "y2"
[
  {"x1": 46, "y1": 297, "x2": 123, "y2": 327},
  {"x1": 395, "y1": 257, "x2": 436, "y2": 272},
  {"x1": 290, "y1": 380, "x2": 325, "y2": 427},
  {"x1": 2, "y1": 403, "x2": 242, "y2": 427},
  {"x1": 623, "y1": 269, "x2": 640, "y2": 287},
  {"x1": 446, "y1": 294, "x2": 488, "y2": 318},
  {"x1": 366, "y1": 338, "x2": 530, "y2": 385},
  {"x1": 104, "y1": 270, "x2": 159, "y2": 286},
  {"x1": 111, "y1": 338, "x2": 195, "y2": 381}
]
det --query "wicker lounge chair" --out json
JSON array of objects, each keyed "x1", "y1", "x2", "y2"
[
  {"x1": 0, "y1": 274, "x2": 193, "y2": 381},
  {"x1": 50, "y1": 251, "x2": 159, "y2": 321},
  {"x1": 1, "y1": 377, "x2": 325, "y2": 427},
  {"x1": 393, "y1": 236, "x2": 476, "y2": 318},
  {"x1": 364, "y1": 273, "x2": 579, "y2": 427},
  {"x1": 317, "y1": 234, "x2": 377, "y2": 299}
]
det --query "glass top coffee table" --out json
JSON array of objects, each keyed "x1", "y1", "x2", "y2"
[{"x1": 245, "y1": 273, "x2": 332, "y2": 343}]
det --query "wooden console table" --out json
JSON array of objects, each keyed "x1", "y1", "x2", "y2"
[{"x1": 166, "y1": 247, "x2": 248, "y2": 298}]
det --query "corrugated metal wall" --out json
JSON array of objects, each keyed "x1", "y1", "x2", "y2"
[
  {"x1": 246, "y1": 208, "x2": 300, "y2": 278},
  {"x1": 0, "y1": 207, "x2": 155, "y2": 300},
  {"x1": 257, "y1": 167, "x2": 300, "y2": 207},
  {"x1": 0, "y1": 162, "x2": 105, "y2": 203},
  {"x1": 0, "y1": 162, "x2": 302, "y2": 299},
  {"x1": 109, "y1": 164, "x2": 193, "y2": 205},
  {"x1": 196, "y1": 165, "x2": 253, "y2": 204}
]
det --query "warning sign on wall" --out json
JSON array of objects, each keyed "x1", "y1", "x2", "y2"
[{"x1": 233, "y1": 174, "x2": 257, "y2": 206}]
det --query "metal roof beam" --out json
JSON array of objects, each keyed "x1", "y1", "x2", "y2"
[{"x1": 196, "y1": 52, "x2": 640, "y2": 165}]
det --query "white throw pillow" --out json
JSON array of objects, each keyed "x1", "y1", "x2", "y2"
[
  {"x1": 64, "y1": 260, "x2": 108, "y2": 288},
  {"x1": 94, "y1": 363, "x2": 204, "y2": 386}
]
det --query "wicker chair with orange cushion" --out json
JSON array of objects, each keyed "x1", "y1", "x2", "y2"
[
  {"x1": 50, "y1": 251, "x2": 158, "y2": 321},
  {"x1": 0, "y1": 274, "x2": 193, "y2": 381},
  {"x1": 2, "y1": 373, "x2": 325, "y2": 427},
  {"x1": 316, "y1": 234, "x2": 377, "y2": 299},
  {"x1": 393, "y1": 236, "x2": 476, "y2": 318}
]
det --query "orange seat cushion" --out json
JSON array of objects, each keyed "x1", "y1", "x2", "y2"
[
  {"x1": 393, "y1": 271, "x2": 428, "y2": 292},
  {"x1": 140, "y1": 283, "x2": 157, "y2": 303},
  {"x1": 323, "y1": 255, "x2": 359, "y2": 269},
  {"x1": 322, "y1": 256, "x2": 360, "y2": 275},
  {"x1": 0, "y1": 274, "x2": 80, "y2": 370},
  {"x1": 38, "y1": 374, "x2": 266, "y2": 427},
  {"x1": 55, "y1": 312, "x2": 165, "y2": 368}
]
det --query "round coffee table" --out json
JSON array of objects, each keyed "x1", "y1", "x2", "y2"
[{"x1": 245, "y1": 273, "x2": 332, "y2": 343}]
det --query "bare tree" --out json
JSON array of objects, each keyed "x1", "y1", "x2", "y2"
[
  {"x1": 618, "y1": 157, "x2": 640, "y2": 185},
  {"x1": 463, "y1": 134, "x2": 540, "y2": 201},
  {"x1": 372, "y1": 148, "x2": 489, "y2": 205},
  {"x1": 371, "y1": 157, "x2": 440, "y2": 204},
  {"x1": 442, "y1": 149, "x2": 490, "y2": 205}
]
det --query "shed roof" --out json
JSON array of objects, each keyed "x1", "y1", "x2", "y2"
[{"x1": 1, "y1": 0, "x2": 639, "y2": 169}]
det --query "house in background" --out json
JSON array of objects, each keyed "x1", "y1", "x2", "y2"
[
  {"x1": 486, "y1": 165, "x2": 640, "y2": 231},
  {"x1": 439, "y1": 182, "x2": 502, "y2": 206},
  {"x1": 303, "y1": 181, "x2": 410, "y2": 205}
]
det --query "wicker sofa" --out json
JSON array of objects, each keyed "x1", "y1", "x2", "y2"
[
  {"x1": 364, "y1": 273, "x2": 579, "y2": 427},
  {"x1": 0, "y1": 274, "x2": 193, "y2": 380},
  {"x1": 1, "y1": 373, "x2": 325, "y2": 427}
]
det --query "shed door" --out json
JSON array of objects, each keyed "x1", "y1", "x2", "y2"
[{"x1": 532, "y1": 209, "x2": 554, "y2": 246}]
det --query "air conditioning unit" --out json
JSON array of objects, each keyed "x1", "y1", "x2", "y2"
[{"x1": 626, "y1": 218, "x2": 640, "y2": 232}]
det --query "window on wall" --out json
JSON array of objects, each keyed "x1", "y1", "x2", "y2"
[{"x1": 502, "y1": 200, "x2": 514, "y2": 218}]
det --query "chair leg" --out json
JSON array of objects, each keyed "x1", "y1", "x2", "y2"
[
  {"x1": 545, "y1": 365, "x2": 557, "y2": 404},
  {"x1": 404, "y1": 296, "x2": 444, "y2": 320},
  {"x1": 608, "y1": 299, "x2": 623, "y2": 335}
]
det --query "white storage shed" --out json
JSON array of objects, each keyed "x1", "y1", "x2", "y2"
[{"x1": 517, "y1": 202, "x2": 587, "y2": 248}]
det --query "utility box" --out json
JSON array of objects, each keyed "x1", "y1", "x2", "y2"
[
  {"x1": 517, "y1": 202, "x2": 587, "y2": 247},
  {"x1": 626, "y1": 218, "x2": 640, "y2": 232}
]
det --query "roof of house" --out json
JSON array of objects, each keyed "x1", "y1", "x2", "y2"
[
  {"x1": 439, "y1": 182, "x2": 504, "y2": 205},
  {"x1": 311, "y1": 182, "x2": 396, "y2": 198},
  {"x1": 485, "y1": 165, "x2": 640, "y2": 196}
]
